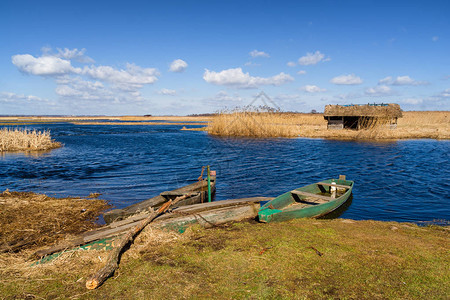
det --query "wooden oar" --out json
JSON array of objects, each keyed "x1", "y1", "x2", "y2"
[{"x1": 85, "y1": 194, "x2": 191, "y2": 290}]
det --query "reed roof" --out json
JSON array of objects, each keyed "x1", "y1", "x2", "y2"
[{"x1": 324, "y1": 104, "x2": 402, "y2": 118}]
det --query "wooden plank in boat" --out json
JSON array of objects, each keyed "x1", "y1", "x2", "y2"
[
  {"x1": 290, "y1": 190, "x2": 333, "y2": 201},
  {"x1": 316, "y1": 182, "x2": 350, "y2": 189}
]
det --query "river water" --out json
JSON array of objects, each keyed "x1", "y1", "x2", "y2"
[{"x1": 1, "y1": 123, "x2": 449, "y2": 224}]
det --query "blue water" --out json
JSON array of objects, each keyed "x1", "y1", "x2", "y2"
[{"x1": 1, "y1": 123, "x2": 449, "y2": 224}]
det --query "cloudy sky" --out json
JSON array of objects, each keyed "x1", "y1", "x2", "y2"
[{"x1": 0, "y1": 0, "x2": 449, "y2": 115}]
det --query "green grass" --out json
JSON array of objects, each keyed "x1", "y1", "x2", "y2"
[{"x1": 1, "y1": 219, "x2": 448, "y2": 299}]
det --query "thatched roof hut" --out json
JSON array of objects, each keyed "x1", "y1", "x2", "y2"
[
  {"x1": 324, "y1": 103, "x2": 402, "y2": 118},
  {"x1": 324, "y1": 103, "x2": 402, "y2": 130}
]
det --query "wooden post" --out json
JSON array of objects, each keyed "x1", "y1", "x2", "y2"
[{"x1": 207, "y1": 165, "x2": 211, "y2": 202}]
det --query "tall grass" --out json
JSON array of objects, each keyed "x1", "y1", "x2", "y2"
[
  {"x1": 207, "y1": 110, "x2": 449, "y2": 140},
  {"x1": 0, "y1": 128, "x2": 62, "y2": 151},
  {"x1": 207, "y1": 107, "x2": 324, "y2": 138}
]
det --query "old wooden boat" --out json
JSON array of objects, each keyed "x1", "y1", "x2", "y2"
[
  {"x1": 34, "y1": 196, "x2": 273, "y2": 259},
  {"x1": 103, "y1": 174, "x2": 216, "y2": 224},
  {"x1": 258, "y1": 176, "x2": 354, "y2": 223}
]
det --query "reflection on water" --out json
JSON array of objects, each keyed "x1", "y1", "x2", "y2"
[
  {"x1": 318, "y1": 195, "x2": 353, "y2": 220},
  {"x1": 0, "y1": 123, "x2": 449, "y2": 224},
  {"x1": 1, "y1": 149, "x2": 53, "y2": 158}
]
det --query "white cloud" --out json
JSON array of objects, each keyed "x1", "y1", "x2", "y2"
[
  {"x1": 0, "y1": 91, "x2": 47, "y2": 103},
  {"x1": 393, "y1": 76, "x2": 427, "y2": 86},
  {"x1": 301, "y1": 85, "x2": 326, "y2": 93},
  {"x1": 12, "y1": 54, "x2": 79, "y2": 76},
  {"x1": 214, "y1": 90, "x2": 243, "y2": 102},
  {"x1": 244, "y1": 61, "x2": 261, "y2": 67},
  {"x1": 330, "y1": 74, "x2": 363, "y2": 85},
  {"x1": 12, "y1": 52, "x2": 159, "y2": 91},
  {"x1": 378, "y1": 76, "x2": 393, "y2": 85},
  {"x1": 55, "y1": 76, "x2": 109, "y2": 100},
  {"x1": 56, "y1": 48, "x2": 94, "y2": 63},
  {"x1": 11, "y1": 48, "x2": 161, "y2": 104},
  {"x1": 439, "y1": 88, "x2": 450, "y2": 98},
  {"x1": 365, "y1": 85, "x2": 393, "y2": 96},
  {"x1": 297, "y1": 70, "x2": 306, "y2": 75},
  {"x1": 287, "y1": 61, "x2": 296, "y2": 67},
  {"x1": 432, "y1": 36, "x2": 439, "y2": 42},
  {"x1": 402, "y1": 98, "x2": 423, "y2": 105},
  {"x1": 249, "y1": 50, "x2": 270, "y2": 58},
  {"x1": 169, "y1": 59, "x2": 188, "y2": 72},
  {"x1": 203, "y1": 68, "x2": 294, "y2": 89},
  {"x1": 378, "y1": 75, "x2": 428, "y2": 86},
  {"x1": 334, "y1": 92, "x2": 362, "y2": 101},
  {"x1": 298, "y1": 51, "x2": 329, "y2": 65},
  {"x1": 82, "y1": 63, "x2": 159, "y2": 91},
  {"x1": 157, "y1": 88, "x2": 176, "y2": 96}
]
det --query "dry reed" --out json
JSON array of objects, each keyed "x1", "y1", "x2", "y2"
[
  {"x1": 0, "y1": 190, "x2": 110, "y2": 253},
  {"x1": 207, "y1": 108, "x2": 315, "y2": 138},
  {"x1": 0, "y1": 219, "x2": 180, "y2": 285},
  {"x1": 207, "y1": 110, "x2": 449, "y2": 140},
  {"x1": 0, "y1": 128, "x2": 62, "y2": 151}
]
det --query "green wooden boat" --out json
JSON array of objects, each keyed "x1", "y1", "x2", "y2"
[{"x1": 258, "y1": 176, "x2": 354, "y2": 223}]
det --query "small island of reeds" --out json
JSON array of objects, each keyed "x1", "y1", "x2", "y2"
[
  {"x1": 206, "y1": 109, "x2": 449, "y2": 140},
  {"x1": 0, "y1": 128, "x2": 62, "y2": 152}
]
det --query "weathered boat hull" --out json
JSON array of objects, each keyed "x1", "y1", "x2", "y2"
[
  {"x1": 35, "y1": 197, "x2": 273, "y2": 258},
  {"x1": 103, "y1": 176, "x2": 216, "y2": 224},
  {"x1": 258, "y1": 178, "x2": 354, "y2": 223}
]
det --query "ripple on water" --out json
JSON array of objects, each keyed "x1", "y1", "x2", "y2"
[{"x1": 0, "y1": 123, "x2": 449, "y2": 223}]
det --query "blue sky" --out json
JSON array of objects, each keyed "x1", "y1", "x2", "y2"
[{"x1": 0, "y1": 0, "x2": 449, "y2": 115}]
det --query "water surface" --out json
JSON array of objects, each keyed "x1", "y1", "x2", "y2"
[{"x1": 1, "y1": 123, "x2": 448, "y2": 224}]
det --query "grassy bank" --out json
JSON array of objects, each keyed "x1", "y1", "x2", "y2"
[
  {"x1": 0, "y1": 128, "x2": 62, "y2": 152},
  {"x1": 206, "y1": 111, "x2": 449, "y2": 139},
  {"x1": 0, "y1": 192, "x2": 448, "y2": 299}
]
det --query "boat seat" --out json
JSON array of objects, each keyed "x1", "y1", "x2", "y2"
[
  {"x1": 160, "y1": 191, "x2": 200, "y2": 197},
  {"x1": 290, "y1": 190, "x2": 332, "y2": 202},
  {"x1": 317, "y1": 182, "x2": 350, "y2": 189}
]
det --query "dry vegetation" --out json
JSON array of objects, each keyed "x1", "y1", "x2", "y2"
[
  {"x1": 207, "y1": 110, "x2": 449, "y2": 140},
  {"x1": 0, "y1": 216, "x2": 448, "y2": 299},
  {"x1": 0, "y1": 190, "x2": 110, "y2": 253},
  {"x1": 207, "y1": 107, "x2": 322, "y2": 138},
  {"x1": 0, "y1": 128, "x2": 62, "y2": 151},
  {"x1": 0, "y1": 190, "x2": 448, "y2": 298}
]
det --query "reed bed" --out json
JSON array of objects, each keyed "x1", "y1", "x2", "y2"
[
  {"x1": 207, "y1": 108, "x2": 322, "y2": 138},
  {"x1": 0, "y1": 128, "x2": 62, "y2": 151},
  {"x1": 207, "y1": 110, "x2": 449, "y2": 140}
]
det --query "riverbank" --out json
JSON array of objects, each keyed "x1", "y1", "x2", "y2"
[{"x1": 0, "y1": 192, "x2": 448, "y2": 299}]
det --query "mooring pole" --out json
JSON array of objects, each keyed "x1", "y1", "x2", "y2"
[{"x1": 207, "y1": 165, "x2": 211, "y2": 202}]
